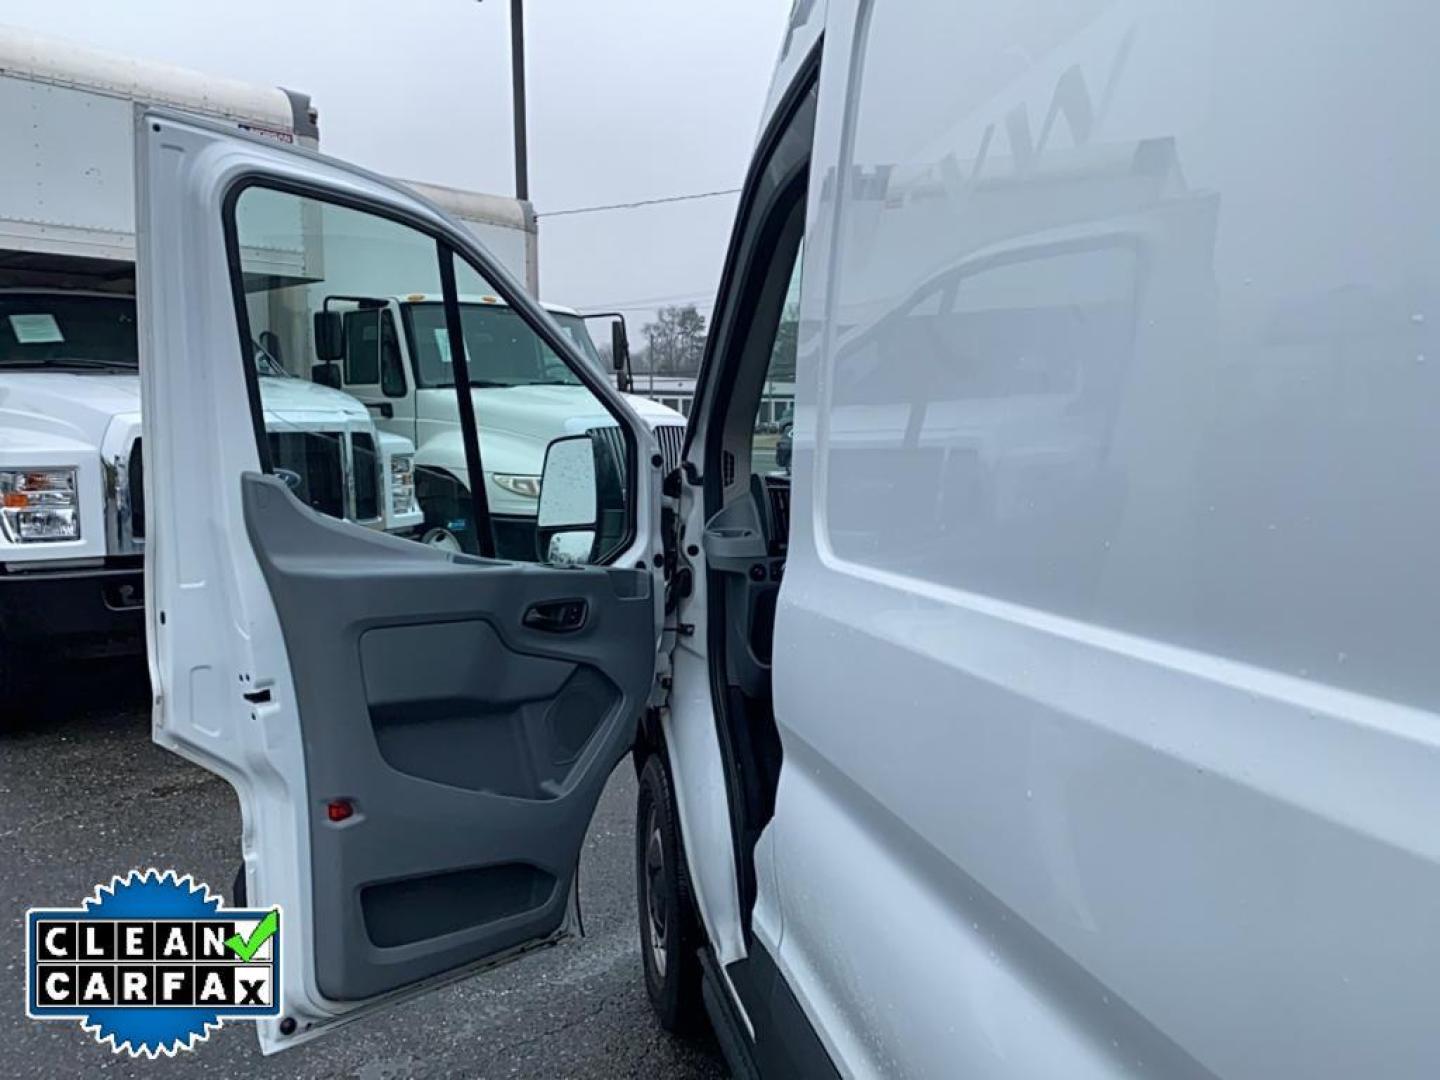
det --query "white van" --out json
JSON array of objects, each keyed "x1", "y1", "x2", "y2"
[
  {"x1": 135, "y1": 2, "x2": 1440, "y2": 1076},
  {"x1": 322, "y1": 292, "x2": 685, "y2": 559}
]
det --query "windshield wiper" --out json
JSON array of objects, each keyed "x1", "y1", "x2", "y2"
[{"x1": 0, "y1": 357, "x2": 137, "y2": 371}]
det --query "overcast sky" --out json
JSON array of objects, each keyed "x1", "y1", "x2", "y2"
[{"x1": 4, "y1": 0, "x2": 790, "y2": 330}]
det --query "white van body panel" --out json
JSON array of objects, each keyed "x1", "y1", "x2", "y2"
[{"x1": 755, "y1": 1, "x2": 1440, "y2": 1076}]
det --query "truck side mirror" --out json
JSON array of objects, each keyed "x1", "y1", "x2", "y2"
[
  {"x1": 610, "y1": 320, "x2": 629, "y2": 375},
  {"x1": 610, "y1": 319, "x2": 635, "y2": 393},
  {"x1": 311, "y1": 362, "x2": 341, "y2": 389},
  {"x1": 258, "y1": 330, "x2": 284, "y2": 367},
  {"x1": 536, "y1": 434, "x2": 598, "y2": 565},
  {"x1": 313, "y1": 310, "x2": 344, "y2": 362}
]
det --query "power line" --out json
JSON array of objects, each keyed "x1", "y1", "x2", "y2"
[
  {"x1": 581, "y1": 290, "x2": 716, "y2": 312},
  {"x1": 537, "y1": 188, "x2": 741, "y2": 218}
]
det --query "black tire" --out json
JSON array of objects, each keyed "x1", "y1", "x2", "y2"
[
  {"x1": 636, "y1": 751, "x2": 706, "y2": 1035},
  {"x1": 415, "y1": 473, "x2": 480, "y2": 556}
]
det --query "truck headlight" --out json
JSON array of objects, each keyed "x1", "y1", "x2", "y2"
[
  {"x1": 0, "y1": 468, "x2": 80, "y2": 543},
  {"x1": 493, "y1": 474, "x2": 541, "y2": 500},
  {"x1": 389, "y1": 454, "x2": 418, "y2": 515}
]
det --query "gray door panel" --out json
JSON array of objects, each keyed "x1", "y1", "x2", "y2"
[{"x1": 241, "y1": 473, "x2": 655, "y2": 1000}]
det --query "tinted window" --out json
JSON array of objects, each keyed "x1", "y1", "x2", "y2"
[{"x1": 344, "y1": 308, "x2": 381, "y2": 385}]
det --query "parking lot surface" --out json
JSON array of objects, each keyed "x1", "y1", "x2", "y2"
[{"x1": 0, "y1": 662, "x2": 726, "y2": 1079}]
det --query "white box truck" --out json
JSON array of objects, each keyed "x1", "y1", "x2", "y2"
[
  {"x1": 0, "y1": 26, "x2": 423, "y2": 696},
  {"x1": 317, "y1": 288, "x2": 686, "y2": 556}
]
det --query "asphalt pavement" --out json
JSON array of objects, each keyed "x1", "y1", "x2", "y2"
[{"x1": 0, "y1": 660, "x2": 726, "y2": 1079}]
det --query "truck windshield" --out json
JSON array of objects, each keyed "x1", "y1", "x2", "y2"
[
  {"x1": 0, "y1": 295, "x2": 138, "y2": 368},
  {"x1": 402, "y1": 302, "x2": 603, "y2": 388}
]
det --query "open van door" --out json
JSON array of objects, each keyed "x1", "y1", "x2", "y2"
[{"x1": 134, "y1": 109, "x2": 665, "y2": 1051}]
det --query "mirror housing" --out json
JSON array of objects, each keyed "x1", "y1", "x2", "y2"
[
  {"x1": 536, "y1": 434, "x2": 599, "y2": 564},
  {"x1": 609, "y1": 319, "x2": 633, "y2": 392},
  {"x1": 257, "y1": 329, "x2": 284, "y2": 368},
  {"x1": 581, "y1": 311, "x2": 634, "y2": 393},
  {"x1": 313, "y1": 310, "x2": 344, "y2": 362},
  {"x1": 610, "y1": 320, "x2": 629, "y2": 374},
  {"x1": 311, "y1": 362, "x2": 341, "y2": 389}
]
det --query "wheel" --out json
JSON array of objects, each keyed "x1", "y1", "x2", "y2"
[
  {"x1": 419, "y1": 525, "x2": 464, "y2": 552},
  {"x1": 415, "y1": 473, "x2": 480, "y2": 556},
  {"x1": 636, "y1": 752, "x2": 706, "y2": 1035}
]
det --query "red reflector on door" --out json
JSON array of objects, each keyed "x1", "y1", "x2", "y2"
[{"x1": 326, "y1": 800, "x2": 354, "y2": 822}]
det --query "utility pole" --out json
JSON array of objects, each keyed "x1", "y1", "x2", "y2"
[
  {"x1": 509, "y1": 0, "x2": 529, "y2": 201},
  {"x1": 477, "y1": 0, "x2": 529, "y2": 201}
]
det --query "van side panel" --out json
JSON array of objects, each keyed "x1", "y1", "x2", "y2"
[{"x1": 771, "y1": 1, "x2": 1440, "y2": 1076}]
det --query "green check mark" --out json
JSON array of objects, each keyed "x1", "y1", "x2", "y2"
[{"x1": 225, "y1": 909, "x2": 279, "y2": 962}]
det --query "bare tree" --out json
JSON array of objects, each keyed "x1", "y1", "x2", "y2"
[{"x1": 641, "y1": 304, "x2": 707, "y2": 375}]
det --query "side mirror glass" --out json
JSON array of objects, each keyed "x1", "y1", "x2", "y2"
[
  {"x1": 537, "y1": 434, "x2": 598, "y2": 564},
  {"x1": 313, "y1": 310, "x2": 344, "y2": 362}
]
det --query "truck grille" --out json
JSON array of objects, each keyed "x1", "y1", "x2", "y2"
[
  {"x1": 587, "y1": 424, "x2": 627, "y2": 483},
  {"x1": 653, "y1": 424, "x2": 685, "y2": 475},
  {"x1": 267, "y1": 431, "x2": 345, "y2": 519},
  {"x1": 123, "y1": 431, "x2": 367, "y2": 541},
  {"x1": 351, "y1": 432, "x2": 380, "y2": 521}
]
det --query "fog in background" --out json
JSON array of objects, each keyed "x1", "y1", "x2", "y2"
[{"x1": 2, "y1": 0, "x2": 790, "y2": 331}]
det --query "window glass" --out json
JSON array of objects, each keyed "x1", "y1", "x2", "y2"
[
  {"x1": 0, "y1": 294, "x2": 137, "y2": 368},
  {"x1": 343, "y1": 308, "x2": 381, "y2": 385},
  {"x1": 379, "y1": 311, "x2": 406, "y2": 397},
  {"x1": 232, "y1": 188, "x2": 451, "y2": 535},
  {"x1": 550, "y1": 313, "x2": 605, "y2": 376},
  {"x1": 752, "y1": 245, "x2": 802, "y2": 476},
  {"x1": 229, "y1": 186, "x2": 630, "y2": 565},
  {"x1": 404, "y1": 303, "x2": 583, "y2": 389},
  {"x1": 448, "y1": 257, "x2": 631, "y2": 564}
]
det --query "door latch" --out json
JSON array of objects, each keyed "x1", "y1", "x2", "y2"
[{"x1": 523, "y1": 598, "x2": 589, "y2": 633}]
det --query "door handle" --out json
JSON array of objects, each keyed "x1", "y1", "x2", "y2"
[
  {"x1": 523, "y1": 598, "x2": 588, "y2": 633},
  {"x1": 366, "y1": 401, "x2": 394, "y2": 419}
]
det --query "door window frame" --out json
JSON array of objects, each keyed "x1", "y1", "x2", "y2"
[
  {"x1": 219, "y1": 175, "x2": 641, "y2": 564},
  {"x1": 682, "y1": 42, "x2": 818, "y2": 941}
]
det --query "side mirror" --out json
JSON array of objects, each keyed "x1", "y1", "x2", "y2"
[
  {"x1": 258, "y1": 329, "x2": 284, "y2": 367},
  {"x1": 313, "y1": 310, "x2": 344, "y2": 362},
  {"x1": 610, "y1": 319, "x2": 634, "y2": 392},
  {"x1": 536, "y1": 434, "x2": 598, "y2": 565},
  {"x1": 311, "y1": 362, "x2": 341, "y2": 389},
  {"x1": 610, "y1": 320, "x2": 629, "y2": 375}
]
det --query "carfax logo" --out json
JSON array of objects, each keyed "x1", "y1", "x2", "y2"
[{"x1": 25, "y1": 869, "x2": 280, "y2": 1057}]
